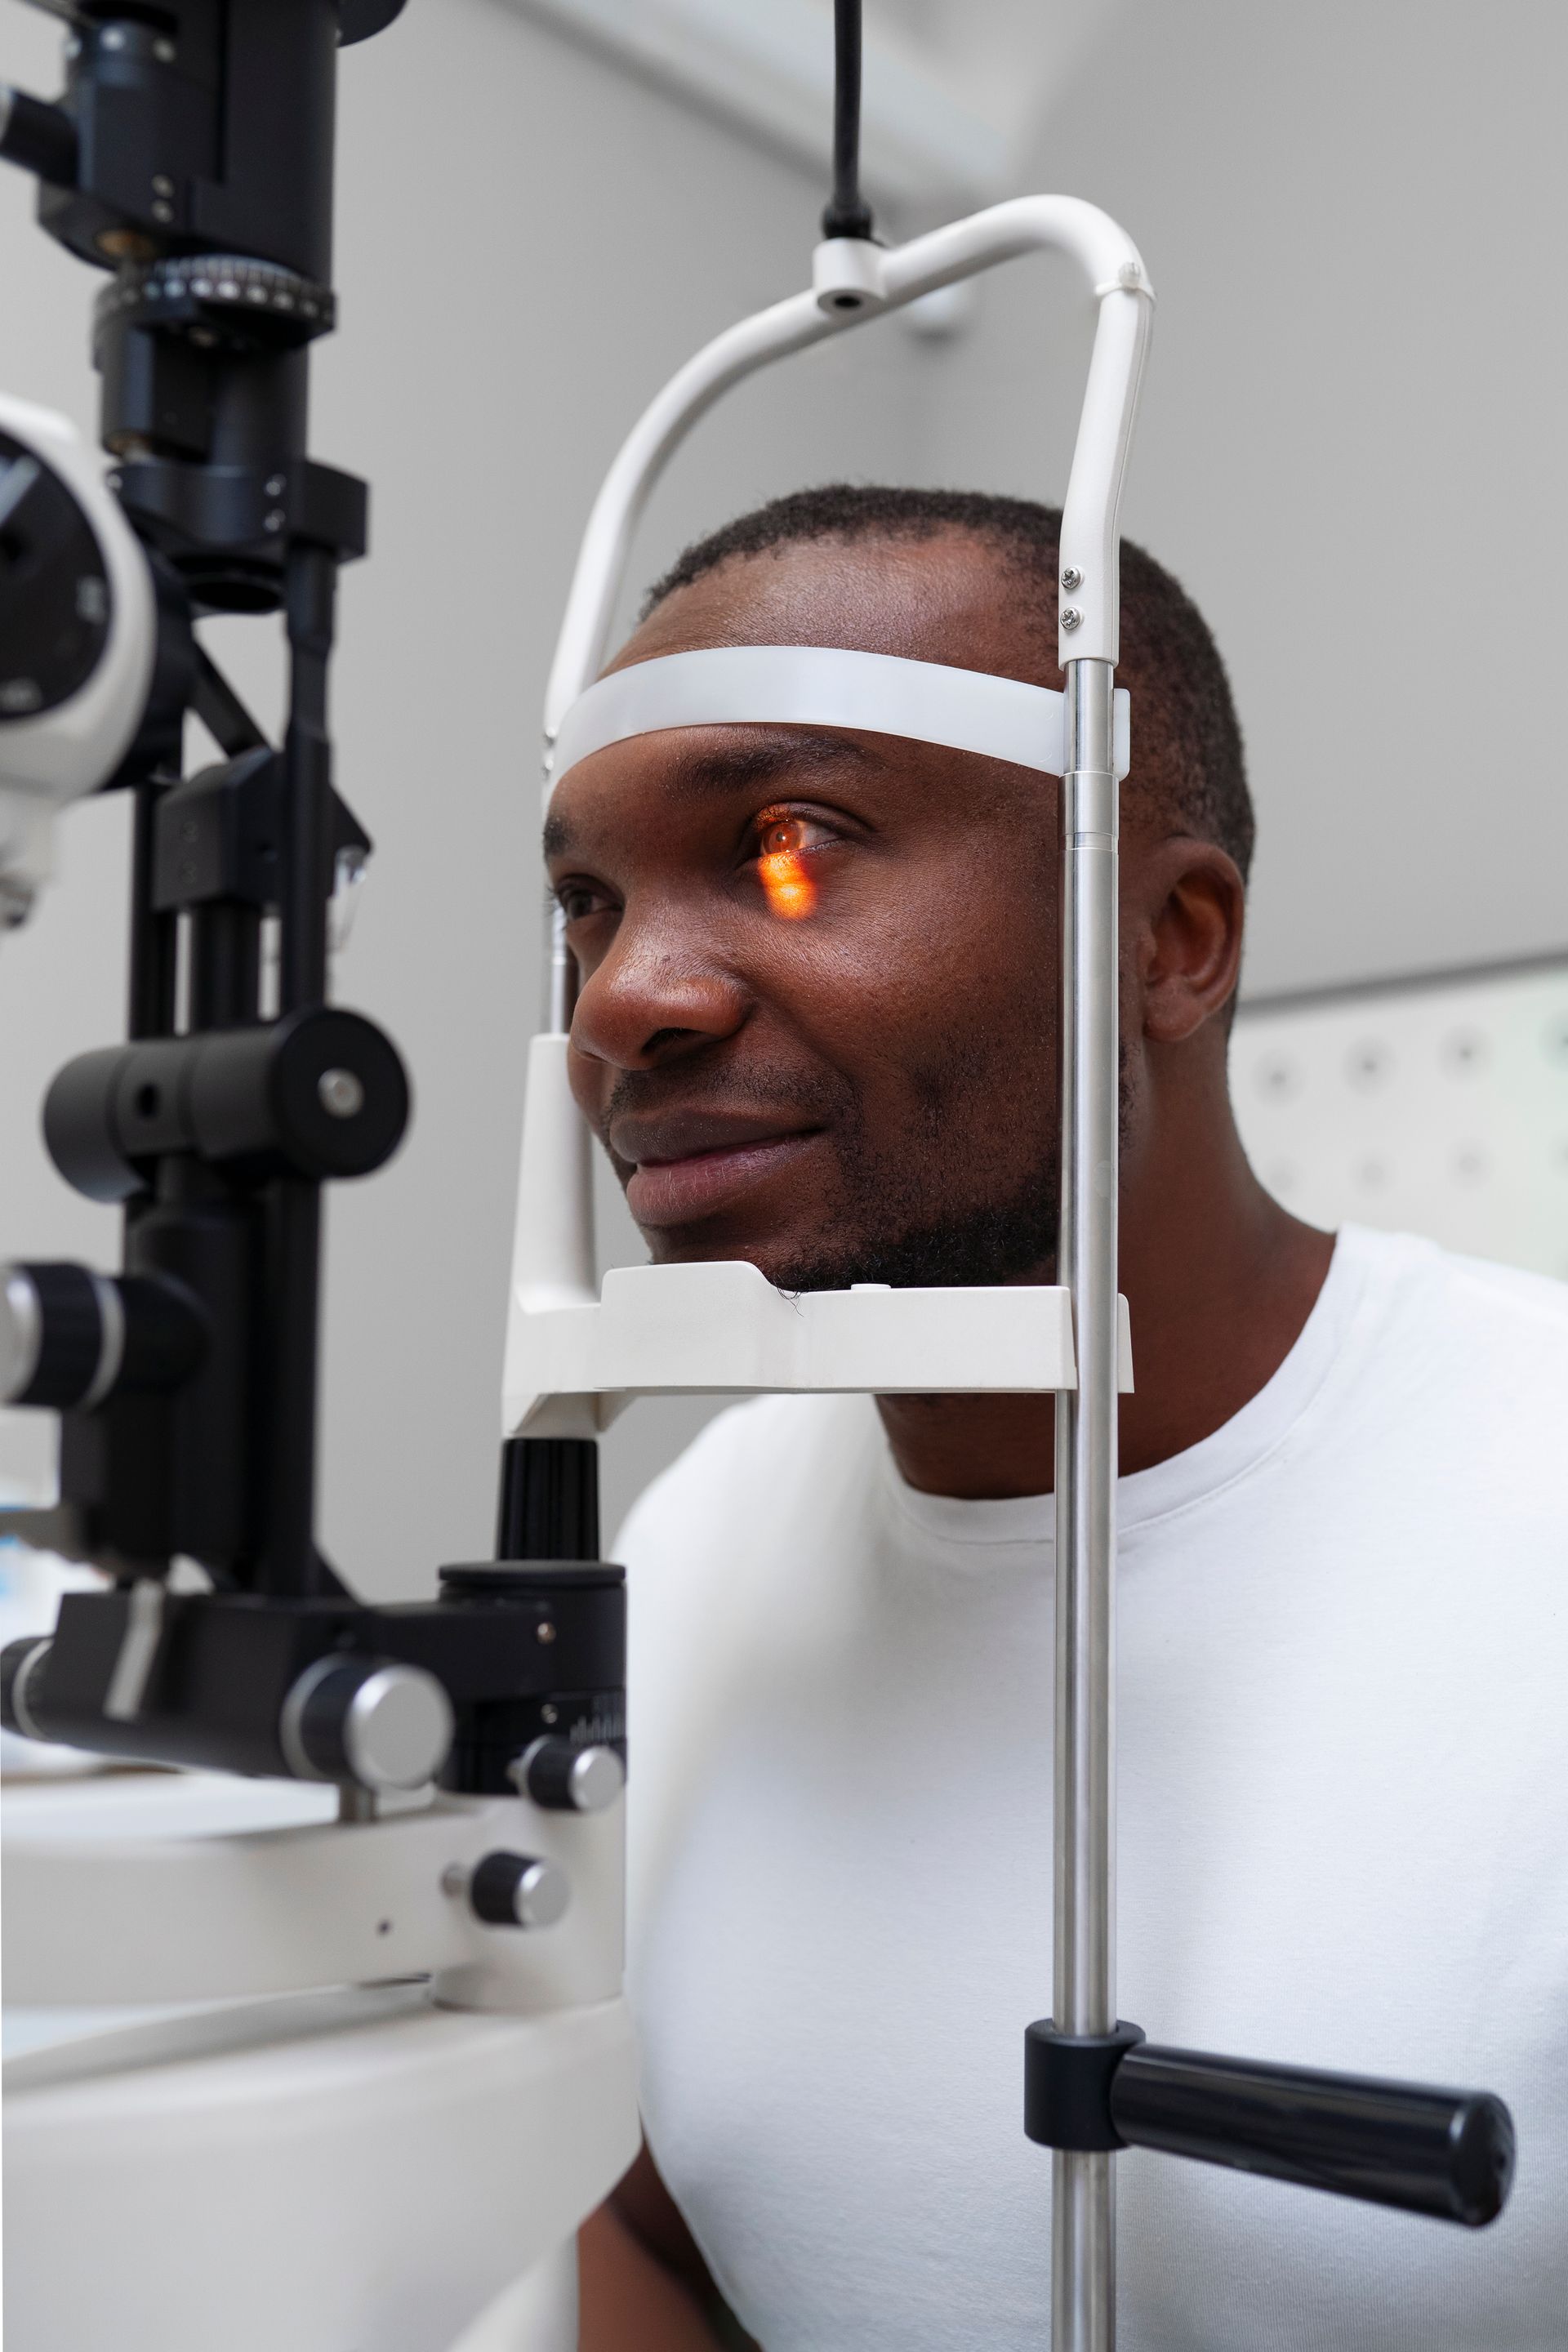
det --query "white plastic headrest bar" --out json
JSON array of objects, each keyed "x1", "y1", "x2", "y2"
[{"x1": 546, "y1": 645, "x2": 1130, "y2": 798}]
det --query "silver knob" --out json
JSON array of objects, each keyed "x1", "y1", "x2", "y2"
[{"x1": 343, "y1": 1665, "x2": 453, "y2": 1791}]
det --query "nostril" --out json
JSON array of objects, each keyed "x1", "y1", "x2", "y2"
[{"x1": 641, "y1": 1027, "x2": 702, "y2": 1061}]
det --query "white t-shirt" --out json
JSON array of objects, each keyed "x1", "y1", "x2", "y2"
[{"x1": 617, "y1": 1227, "x2": 1568, "y2": 2350}]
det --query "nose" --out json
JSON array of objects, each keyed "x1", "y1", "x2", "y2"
[{"x1": 569, "y1": 909, "x2": 749, "y2": 1073}]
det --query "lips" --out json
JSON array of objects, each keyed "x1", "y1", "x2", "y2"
[{"x1": 616, "y1": 1113, "x2": 825, "y2": 1228}]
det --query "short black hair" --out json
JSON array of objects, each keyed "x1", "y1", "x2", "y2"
[{"x1": 642, "y1": 484, "x2": 1254, "y2": 879}]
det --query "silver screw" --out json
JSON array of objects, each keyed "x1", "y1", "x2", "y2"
[
  {"x1": 102, "y1": 27, "x2": 126, "y2": 49},
  {"x1": 1061, "y1": 607, "x2": 1083, "y2": 631},
  {"x1": 154, "y1": 37, "x2": 176, "y2": 63},
  {"x1": 264, "y1": 509, "x2": 286, "y2": 534},
  {"x1": 1061, "y1": 566, "x2": 1083, "y2": 591},
  {"x1": 536, "y1": 1620, "x2": 557, "y2": 1646},
  {"x1": 318, "y1": 1068, "x2": 364, "y2": 1120},
  {"x1": 265, "y1": 474, "x2": 287, "y2": 498},
  {"x1": 151, "y1": 201, "x2": 172, "y2": 224},
  {"x1": 541, "y1": 1703, "x2": 559, "y2": 1725},
  {"x1": 152, "y1": 174, "x2": 174, "y2": 198}
]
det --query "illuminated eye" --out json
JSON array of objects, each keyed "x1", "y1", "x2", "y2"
[
  {"x1": 755, "y1": 812, "x2": 820, "y2": 921},
  {"x1": 760, "y1": 815, "x2": 806, "y2": 858}
]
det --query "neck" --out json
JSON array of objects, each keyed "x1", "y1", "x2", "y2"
[{"x1": 877, "y1": 1075, "x2": 1334, "y2": 1502}]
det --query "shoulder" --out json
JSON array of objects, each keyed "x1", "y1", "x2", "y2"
[
  {"x1": 1330, "y1": 1227, "x2": 1568, "y2": 1502},
  {"x1": 1344, "y1": 1223, "x2": 1568, "y2": 1362}
]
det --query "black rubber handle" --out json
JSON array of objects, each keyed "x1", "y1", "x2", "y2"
[{"x1": 1108, "y1": 2042, "x2": 1514, "y2": 2226}]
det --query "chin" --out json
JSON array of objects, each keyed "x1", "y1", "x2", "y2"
[{"x1": 643, "y1": 1227, "x2": 811, "y2": 1281}]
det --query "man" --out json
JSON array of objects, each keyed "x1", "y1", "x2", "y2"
[{"x1": 549, "y1": 488, "x2": 1568, "y2": 2350}]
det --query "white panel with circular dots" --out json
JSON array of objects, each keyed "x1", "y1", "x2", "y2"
[{"x1": 1231, "y1": 957, "x2": 1568, "y2": 1281}]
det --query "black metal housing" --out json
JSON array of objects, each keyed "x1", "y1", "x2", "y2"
[
  {"x1": 0, "y1": 1563, "x2": 625, "y2": 1792},
  {"x1": 2, "y1": 0, "x2": 405, "y2": 1605},
  {"x1": 44, "y1": 1009, "x2": 409, "y2": 1199}
]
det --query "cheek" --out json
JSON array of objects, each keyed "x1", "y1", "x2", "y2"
[{"x1": 764, "y1": 850, "x2": 1055, "y2": 1093}]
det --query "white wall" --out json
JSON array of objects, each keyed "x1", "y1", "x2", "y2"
[
  {"x1": 918, "y1": 0, "x2": 1568, "y2": 996},
  {"x1": 0, "y1": 0, "x2": 929, "y2": 1580}
]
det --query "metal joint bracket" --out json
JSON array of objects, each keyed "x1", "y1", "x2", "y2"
[
  {"x1": 1064, "y1": 769, "x2": 1117, "y2": 849},
  {"x1": 1025, "y1": 2020, "x2": 1147, "y2": 2151},
  {"x1": 812, "y1": 236, "x2": 888, "y2": 315}
]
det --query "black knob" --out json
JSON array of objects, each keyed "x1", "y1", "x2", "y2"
[
  {"x1": 514, "y1": 1735, "x2": 625, "y2": 1814},
  {"x1": 0, "y1": 1635, "x2": 54, "y2": 1740},
  {"x1": 468, "y1": 1848, "x2": 570, "y2": 1931},
  {"x1": 0, "y1": 1263, "x2": 114, "y2": 1410},
  {"x1": 1, "y1": 1261, "x2": 204, "y2": 1411},
  {"x1": 279, "y1": 1656, "x2": 453, "y2": 1792}
]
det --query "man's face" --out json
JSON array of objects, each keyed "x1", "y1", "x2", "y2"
[{"x1": 544, "y1": 533, "x2": 1069, "y2": 1291}]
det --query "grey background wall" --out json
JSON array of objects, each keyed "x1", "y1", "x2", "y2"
[
  {"x1": 2, "y1": 0, "x2": 1563, "y2": 1585},
  {"x1": 917, "y1": 0, "x2": 1568, "y2": 1000}
]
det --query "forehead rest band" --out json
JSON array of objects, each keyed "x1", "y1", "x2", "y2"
[{"x1": 545, "y1": 645, "x2": 1130, "y2": 800}]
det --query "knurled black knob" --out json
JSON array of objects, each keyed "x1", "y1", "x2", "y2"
[
  {"x1": 467, "y1": 1849, "x2": 570, "y2": 1931},
  {"x1": 279, "y1": 1656, "x2": 454, "y2": 1792},
  {"x1": 0, "y1": 1635, "x2": 55, "y2": 1740},
  {"x1": 514, "y1": 1735, "x2": 625, "y2": 1814},
  {"x1": 0, "y1": 1262, "x2": 116, "y2": 1410}
]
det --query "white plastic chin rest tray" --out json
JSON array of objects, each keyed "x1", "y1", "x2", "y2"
[{"x1": 507, "y1": 1258, "x2": 1133, "y2": 1428}]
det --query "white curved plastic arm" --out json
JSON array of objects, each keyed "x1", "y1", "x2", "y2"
[{"x1": 543, "y1": 195, "x2": 1152, "y2": 733}]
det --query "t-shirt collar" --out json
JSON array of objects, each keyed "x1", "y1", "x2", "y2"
[{"x1": 880, "y1": 1226, "x2": 1387, "y2": 1557}]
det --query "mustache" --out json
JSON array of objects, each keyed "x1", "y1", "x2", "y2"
[{"x1": 596, "y1": 1053, "x2": 857, "y2": 1159}]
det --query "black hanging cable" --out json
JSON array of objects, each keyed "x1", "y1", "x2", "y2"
[{"x1": 821, "y1": 0, "x2": 875, "y2": 241}]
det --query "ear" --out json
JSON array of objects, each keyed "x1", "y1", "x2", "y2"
[{"x1": 1127, "y1": 836, "x2": 1245, "y2": 1045}]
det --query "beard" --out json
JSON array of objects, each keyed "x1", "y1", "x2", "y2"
[
  {"x1": 601, "y1": 1034, "x2": 1065, "y2": 1295},
  {"x1": 770, "y1": 1116, "x2": 1059, "y2": 1293}
]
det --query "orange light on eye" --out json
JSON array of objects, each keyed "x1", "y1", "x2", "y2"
[
  {"x1": 757, "y1": 815, "x2": 818, "y2": 920},
  {"x1": 760, "y1": 848, "x2": 817, "y2": 920}
]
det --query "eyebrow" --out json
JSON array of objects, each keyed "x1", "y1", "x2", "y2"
[{"x1": 542, "y1": 728, "x2": 874, "y2": 859}]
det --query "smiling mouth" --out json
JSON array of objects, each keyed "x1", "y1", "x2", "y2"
[{"x1": 625, "y1": 1131, "x2": 823, "y2": 1227}]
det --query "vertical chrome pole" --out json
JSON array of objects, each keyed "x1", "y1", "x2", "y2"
[
  {"x1": 547, "y1": 900, "x2": 578, "y2": 1033},
  {"x1": 1053, "y1": 657, "x2": 1120, "y2": 2351}
]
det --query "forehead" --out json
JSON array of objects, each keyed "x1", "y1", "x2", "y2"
[{"x1": 617, "y1": 532, "x2": 1058, "y2": 681}]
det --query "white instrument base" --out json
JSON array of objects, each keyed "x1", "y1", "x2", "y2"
[{"x1": 5, "y1": 1984, "x2": 636, "y2": 2352}]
